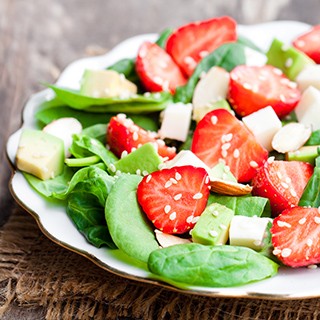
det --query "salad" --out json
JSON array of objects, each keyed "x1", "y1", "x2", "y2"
[{"x1": 13, "y1": 16, "x2": 320, "y2": 289}]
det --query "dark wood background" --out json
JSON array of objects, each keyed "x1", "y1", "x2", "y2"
[{"x1": 1, "y1": 0, "x2": 320, "y2": 318}]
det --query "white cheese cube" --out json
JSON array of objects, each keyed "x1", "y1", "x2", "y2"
[
  {"x1": 296, "y1": 65, "x2": 320, "y2": 92},
  {"x1": 295, "y1": 86, "x2": 320, "y2": 131},
  {"x1": 229, "y1": 216, "x2": 272, "y2": 251},
  {"x1": 158, "y1": 102, "x2": 192, "y2": 142},
  {"x1": 242, "y1": 106, "x2": 282, "y2": 151},
  {"x1": 244, "y1": 47, "x2": 267, "y2": 66},
  {"x1": 192, "y1": 66, "x2": 230, "y2": 110}
]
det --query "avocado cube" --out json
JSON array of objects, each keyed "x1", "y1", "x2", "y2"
[{"x1": 16, "y1": 129, "x2": 65, "y2": 180}]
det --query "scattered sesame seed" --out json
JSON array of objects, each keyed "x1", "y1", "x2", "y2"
[
  {"x1": 164, "y1": 205, "x2": 171, "y2": 214},
  {"x1": 144, "y1": 92, "x2": 151, "y2": 97},
  {"x1": 146, "y1": 175, "x2": 152, "y2": 183},
  {"x1": 109, "y1": 164, "x2": 116, "y2": 173},
  {"x1": 273, "y1": 248, "x2": 282, "y2": 255},
  {"x1": 173, "y1": 193, "x2": 182, "y2": 201},
  {"x1": 131, "y1": 147, "x2": 137, "y2": 152},
  {"x1": 281, "y1": 182, "x2": 289, "y2": 189},
  {"x1": 249, "y1": 161, "x2": 258, "y2": 168},
  {"x1": 243, "y1": 83, "x2": 252, "y2": 90},
  {"x1": 211, "y1": 115, "x2": 218, "y2": 125},
  {"x1": 314, "y1": 216, "x2": 320, "y2": 224},
  {"x1": 273, "y1": 68, "x2": 283, "y2": 75},
  {"x1": 285, "y1": 177, "x2": 292, "y2": 184},
  {"x1": 221, "y1": 150, "x2": 228, "y2": 158},
  {"x1": 211, "y1": 210, "x2": 219, "y2": 217},
  {"x1": 218, "y1": 158, "x2": 226, "y2": 165},
  {"x1": 285, "y1": 58, "x2": 293, "y2": 68},
  {"x1": 170, "y1": 178, "x2": 178, "y2": 184},
  {"x1": 280, "y1": 94, "x2": 286, "y2": 102},
  {"x1": 209, "y1": 230, "x2": 218, "y2": 237},
  {"x1": 221, "y1": 142, "x2": 231, "y2": 151},
  {"x1": 153, "y1": 92, "x2": 161, "y2": 99},
  {"x1": 175, "y1": 172, "x2": 182, "y2": 181},
  {"x1": 186, "y1": 215, "x2": 193, "y2": 223},
  {"x1": 299, "y1": 217, "x2": 306, "y2": 225},
  {"x1": 169, "y1": 212, "x2": 177, "y2": 220},
  {"x1": 233, "y1": 149, "x2": 240, "y2": 159},
  {"x1": 142, "y1": 170, "x2": 149, "y2": 176},
  {"x1": 277, "y1": 172, "x2": 282, "y2": 179},
  {"x1": 199, "y1": 50, "x2": 209, "y2": 58},
  {"x1": 290, "y1": 189, "x2": 297, "y2": 197},
  {"x1": 193, "y1": 192, "x2": 203, "y2": 200},
  {"x1": 192, "y1": 216, "x2": 200, "y2": 224},
  {"x1": 132, "y1": 132, "x2": 139, "y2": 141},
  {"x1": 277, "y1": 220, "x2": 292, "y2": 228},
  {"x1": 281, "y1": 248, "x2": 292, "y2": 258},
  {"x1": 121, "y1": 150, "x2": 128, "y2": 158},
  {"x1": 153, "y1": 76, "x2": 163, "y2": 85},
  {"x1": 205, "y1": 175, "x2": 210, "y2": 184},
  {"x1": 219, "y1": 224, "x2": 227, "y2": 230},
  {"x1": 136, "y1": 169, "x2": 141, "y2": 176},
  {"x1": 308, "y1": 264, "x2": 318, "y2": 269},
  {"x1": 307, "y1": 238, "x2": 313, "y2": 247},
  {"x1": 267, "y1": 156, "x2": 275, "y2": 164},
  {"x1": 165, "y1": 181, "x2": 172, "y2": 188}
]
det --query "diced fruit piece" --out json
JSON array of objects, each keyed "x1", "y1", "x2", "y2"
[
  {"x1": 271, "y1": 206, "x2": 320, "y2": 267},
  {"x1": 229, "y1": 215, "x2": 272, "y2": 251},
  {"x1": 271, "y1": 122, "x2": 312, "y2": 153},
  {"x1": 210, "y1": 162, "x2": 237, "y2": 182},
  {"x1": 191, "y1": 109, "x2": 268, "y2": 183},
  {"x1": 16, "y1": 129, "x2": 65, "y2": 180},
  {"x1": 286, "y1": 145, "x2": 320, "y2": 165},
  {"x1": 106, "y1": 114, "x2": 176, "y2": 160},
  {"x1": 292, "y1": 25, "x2": 320, "y2": 63},
  {"x1": 252, "y1": 160, "x2": 314, "y2": 216},
  {"x1": 154, "y1": 229, "x2": 191, "y2": 248},
  {"x1": 266, "y1": 38, "x2": 314, "y2": 80},
  {"x1": 228, "y1": 65, "x2": 301, "y2": 118},
  {"x1": 166, "y1": 16, "x2": 237, "y2": 76},
  {"x1": 137, "y1": 166, "x2": 210, "y2": 234},
  {"x1": 43, "y1": 117, "x2": 82, "y2": 157},
  {"x1": 158, "y1": 102, "x2": 192, "y2": 142},
  {"x1": 295, "y1": 65, "x2": 320, "y2": 92},
  {"x1": 242, "y1": 106, "x2": 282, "y2": 151},
  {"x1": 244, "y1": 46, "x2": 267, "y2": 66},
  {"x1": 191, "y1": 203, "x2": 234, "y2": 245},
  {"x1": 192, "y1": 99, "x2": 231, "y2": 123},
  {"x1": 295, "y1": 86, "x2": 320, "y2": 131},
  {"x1": 192, "y1": 66, "x2": 230, "y2": 110},
  {"x1": 110, "y1": 143, "x2": 162, "y2": 176},
  {"x1": 135, "y1": 41, "x2": 187, "y2": 94},
  {"x1": 80, "y1": 69, "x2": 137, "y2": 98}
]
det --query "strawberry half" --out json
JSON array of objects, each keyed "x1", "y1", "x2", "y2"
[
  {"x1": 252, "y1": 159, "x2": 314, "y2": 216},
  {"x1": 271, "y1": 206, "x2": 320, "y2": 267},
  {"x1": 166, "y1": 16, "x2": 237, "y2": 77},
  {"x1": 228, "y1": 65, "x2": 301, "y2": 118},
  {"x1": 191, "y1": 109, "x2": 268, "y2": 183},
  {"x1": 137, "y1": 166, "x2": 210, "y2": 234},
  {"x1": 135, "y1": 41, "x2": 187, "y2": 94},
  {"x1": 106, "y1": 114, "x2": 176, "y2": 160},
  {"x1": 293, "y1": 25, "x2": 320, "y2": 63}
]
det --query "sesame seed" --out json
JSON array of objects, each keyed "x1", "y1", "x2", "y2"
[
  {"x1": 165, "y1": 181, "x2": 172, "y2": 188},
  {"x1": 219, "y1": 224, "x2": 227, "y2": 230},
  {"x1": 193, "y1": 192, "x2": 203, "y2": 200},
  {"x1": 109, "y1": 164, "x2": 116, "y2": 173},
  {"x1": 273, "y1": 68, "x2": 283, "y2": 76},
  {"x1": 121, "y1": 150, "x2": 128, "y2": 158},
  {"x1": 221, "y1": 142, "x2": 231, "y2": 151},
  {"x1": 192, "y1": 216, "x2": 200, "y2": 224},
  {"x1": 243, "y1": 82, "x2": 252, "y2": 90},
  {"x1": 116, "y1": 113, "x2": 127, "y2": 120},
  {"x1": 285, "y1": 58, "x2": 293, "y2": 68},
  {"x1": 267, "y1": 156, "x2": 275, "y2": 164},
  {"x1": 276, "y1": 172, "x2": 282, "y2": 179},
  {"x1": 285, "y1": 177, "x2": 292, "y2": 184},
  {"x1": 280, "y1": 94, "x2": 286, "y2": 102},
  {"x1": 131, "y1": 147, "x2": 137, "y2": 152},
  {"x1": 153, "y1": 76, "x2": 163, "y2": 85},
  {"x1": 173, "y1": 193, "x2": 182, "y2": 201},
  {"x1": 277, "y1": 220, "x2": 291, "y2": 228},
  {"x1": 156, "y1": 139, "x2": 165, "y2": 146},
  {"x1": 218, "y1": 158, "x2": 226, "y2": 165},
  {"x1": 153, "y1": 92, "x2": 161, "y2": 99},
  {"x1": 184, "y1": 56, "x2": 196, "y2": 67},
  {"x1": 273, "y1": 248, "x2": 282, "y2": 255},
  {"x1": 221, "y1": 150, "x2": 228, "y2": 158},
  {"x1": 295, "y1": 39, "x2": 305, "y2": 47},
  {"x1": 131, "y1": 125, "x2": 139, "y2": 132},
  {"x1": 288, "y1": 81, "x2": 298, "y2": 89},
  {"x1": 314, "y1": 216, "x2": 320, "y2": 224},
  {"x1": 115, "y1": 170, "x2": 122, "y2": 176},
  {"x1": 308, "y1": 264, "x2": 318, "y2": 269},
  {"x1": 249, "y1": 161, "x2": 258, "y2": 168},
  {"x1": 136, "y1": 169, "x2": 141, "y2": 176},
  {"x1": 186, "y1": 215, "x2": 193, "y2": 223},
  {"x1": 222, "y1": 133, "x2": 233, "y2": 143},
  {"x1": 224, "y1": 165, "x2": 230, "y2": 173},
  {"x1": 211, "y1": 210, "x2": 219, "y2": 217},
  {"x1": 164, "y1": 205, "x2": 171, "y2": 214},
  {"x1": 281, "y1": 44, "x2": 290, "y2": 51},
  {"x1": 299, "y1": 217, "x2": 306, "y2": 225},
  {"x1": 175, "y1": 172, "x2": 182, "y2": 181},
  {"x1": 170, "y1": 178, "x2": 178, "y2": 184},
  {"x1": 205, "y1": 175, "x2": 210, "y2": 184},
  {"x1": 281, "y1": 248, "x2": 292, "y2": 257},
  {"x1": 233, "y1": 149, "x2": 240, "y2": 159},
  {"x1": 142, "y1": 170, "x2": 149, "y2": 176},
  {"x1": 209, "y1": 230, "x2": 218, "y2": 237},
  {"x1": 146, "y1": 175, "x2": 152, "y2": 183},
  {"x1": 169, "y1": 212, "x2": 177, "y2": 220},
  {"x1": 211, "y1": 115, "x2": 218, "y2": 125},
  {"x1": 307, "y1": 238, "x2": 313, "y2": 247},
  {"x1": 281, "y1": 182, "x2": 289, "y2": 189},
  {"x1": 199, "y1": 50, "x2": 209, "y2": 58}
]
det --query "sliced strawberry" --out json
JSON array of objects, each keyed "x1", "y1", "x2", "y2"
[
  {"x1": 293, "y1": 25, "x2": 320, "y2": 63},
  {"x1": 191, "y1": 109, "x2": 268, "y2": 183},
  {"x1": 271, "y1": 206, "x2": 320, "y2": 267},
  {"x1": 137, "y1": 166, "x2": 210, "y2": 234},
  {"x1": 228, "y1": 65, "x2": 301, "y2": 118},
  {"x1": 106, "y1": 114, "x2": 176, "y2": 160},
  {"x1": 135, "y1": 41, "x2": 187, "y2": 94},
  {"x1": 166, "y1": 16, "x2": 237, "y2": 77},
  {"x1": 252, "y1": 160, "x2": 313, "y2": 216}
]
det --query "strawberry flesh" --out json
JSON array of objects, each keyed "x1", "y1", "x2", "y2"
[{"x1": 137, "y1": 166, "x2": 210, "y2": 234}]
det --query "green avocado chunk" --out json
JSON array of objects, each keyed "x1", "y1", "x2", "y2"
[
  {"x1": 110, "y1": 142, "x2": 162, "y2": 175},
  {"x1": 266, "y1": 38, "x2": 314, "y2": 80},
  {"x1": 105, "y1": 174, "x2": 159, "y2": 263},
  {"x1": 191, "y1": 203, "x2": 234, "y2": 245}
]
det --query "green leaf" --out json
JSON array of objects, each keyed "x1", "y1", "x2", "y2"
[
  {"x1": 148, "y1": 243, "x2": 278, "y2": 287},
  {"x1": 174, "y1": 42, "x2": 246, "y2": 103},
  {"x1": 155, "y1": 28, "x2": 173, "y2": 48},
  {"x1": 106, "y1": 58, "x2": 139, "y2": 84},
  {"x1": 305, "y1": 129, "x2": 320, "y2": 146}
]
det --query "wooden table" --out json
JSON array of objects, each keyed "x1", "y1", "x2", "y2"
[{"x1": 1, "y1": 1, "x2": 320, "y2": 319}]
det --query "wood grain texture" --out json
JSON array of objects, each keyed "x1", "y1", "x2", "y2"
[{"x1": 0, "y1": 0, "x2": 319, "y2": 318}]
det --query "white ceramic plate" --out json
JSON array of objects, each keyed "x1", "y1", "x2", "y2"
[{"x1": 7, "y1": 21, "x2": 319, "y2": 300}]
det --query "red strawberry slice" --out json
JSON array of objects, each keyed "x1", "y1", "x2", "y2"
[
  {"x1": 166, "y1": 16, "x2": 237, "y2": 77},
  {"x1": 137, "y1": 166, "x2": 210, "y2": 234},
  {"x1": 228, "y1": 65, "x2": 301, "y2": 118},
  {"x1": 271, "y1": 206, "x2": 320, "y2": 267},
  {"x1": 293, "y1": 25, "x2": 320, "y2": 63},
  {"x1": 135, "y1": 41, "x2": 187, "y2": 94},
  {"x1": 191, "y1": 109, "x2": 268, "y2": 183},
  {"x1": 252, "y1": 160, "x2": 313, "y2": 216},
  {"x1": 106, "y1": 114, "x2": 176, "y2": 160}
]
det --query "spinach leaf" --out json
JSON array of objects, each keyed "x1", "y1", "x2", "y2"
[
  {"x1": 174, "y1": 42, "x2": 246, "y2": 103},
  {"x1": 237, "y1": 35, "x2": 264, "y2": 53},
  {"x1": 106, "y1": 58, "x2": 139, "y2": 84},
  {"x1": 105, "y1": 174, "x2": 159, "y2": 263},
  {"x1": 299, "y1": 156, "x2": 320, "y2": 208},
  {"x1": 148, "y1": 243, "x2": 278, "y2": 287},
  {"x1": 47, "y1": 84, "x2": 172, "y2": 113},
  {"x1": 305, "y1": 129, "x2": 320, "y2": 146},
  {"x1": 67, "y1": 181, "x2": 116, "y2": 249},
  {"x1": 82, "y1": 124, "x2": 108, "y2": 143},
  {"x1": 155, "y1": 28, "x2": 173, "y2": 48},
  {"x1": 207, "y1": 193, "x2": 271, "y2": 217}
]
